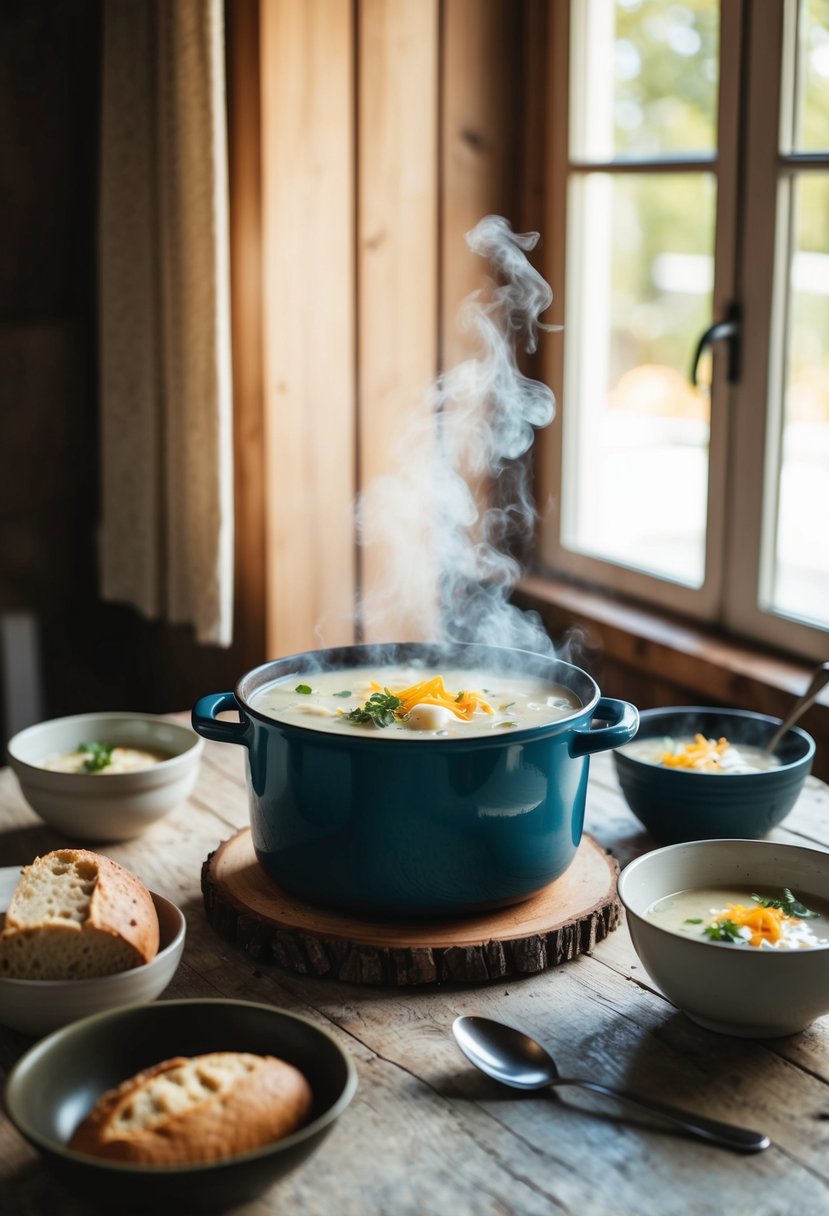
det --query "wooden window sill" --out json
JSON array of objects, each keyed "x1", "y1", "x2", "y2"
[{"x1": 514, "y1": 575, "x2": 829, "y2": 782}]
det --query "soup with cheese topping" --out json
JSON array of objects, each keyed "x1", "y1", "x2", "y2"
[
  {"x1": 250, "y1": 665, "x2": 581, "y2": 739},
  {"x1": 620, "y1": 734, "x2": 780, "y2": 773},
  {"x1": 646, "y1": 886, "x2": 829, "y2": 950}
]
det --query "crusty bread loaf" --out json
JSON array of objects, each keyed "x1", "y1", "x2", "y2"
[
  {"x1": 0, "y1": 848, "x2": 159, "y2": 979},
  {"x1": 70, "y1": 1052, "x2": 314, "y2": 1164}
]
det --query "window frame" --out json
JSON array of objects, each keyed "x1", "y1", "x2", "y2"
[
  {"x1": 536, "y1": 0, "x2": 829, "y2": 664},
  {"x1": 724, "y1": 0, "x2": 829, "y2": 658}
]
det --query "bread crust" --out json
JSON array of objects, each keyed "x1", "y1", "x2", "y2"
[
  {"x1": 0, "y1": 849, "x2": 159, "y2": 978},
  {"x1": 70, "y1": 1052, "x2": 314, "y2": 1165},
  {"x1": 81, "y1": 849, "x2": 159, "y2": 964}
]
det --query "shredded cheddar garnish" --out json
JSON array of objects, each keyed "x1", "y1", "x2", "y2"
[
  {"x1": 369, "y1": 675, "x2": 494, "y2": 721},
  {"x1": 715, "y1": 903, "x2": 787, "y2": 948},
  {"x1": 661, "y1": 733, "x2": 730, "y2": 771}
]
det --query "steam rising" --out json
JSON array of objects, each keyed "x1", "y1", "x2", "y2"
[{"x1": 357, "y1": 215, "x2": 557, "y2": 655}]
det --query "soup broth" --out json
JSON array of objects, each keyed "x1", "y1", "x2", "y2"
[
  {"x1": 250, "y1": 665, "x2": 580, "y2": 739},
  {"x1": 41, "y1": 745, "x2": 169, "y2": 774},
  {"x1": 646, "y1": 885, "x2": 829, "y2": 950},
  {"x1": 621, "y1": 735, "x2": 780, "y2": 773}
]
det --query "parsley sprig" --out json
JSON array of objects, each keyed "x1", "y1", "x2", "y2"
[
  {"x1": 702, "y1": 918, "x2": 745, "y2": 943},
  {"x1": 752, "y1": 889, "x2": 817, "y2": 919},
  {"x1": 345, "y1": 690, "x2": 405, "y2": 728},
  {"x1": 78, "y1": 742, "x2": 115, "y2": 773}
]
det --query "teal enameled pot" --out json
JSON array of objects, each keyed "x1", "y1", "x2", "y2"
[{"x1": 192, "y1": 643, "x2": 639, "y2": 915}]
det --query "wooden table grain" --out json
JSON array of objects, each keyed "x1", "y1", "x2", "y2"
[{"x1": 1, "y1": 722, "x2": 828, "y2": 1216}]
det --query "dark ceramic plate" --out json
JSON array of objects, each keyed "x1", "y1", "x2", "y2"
[{"x1": 4, "y1": 999, "x2": 357, "y2": 1212}]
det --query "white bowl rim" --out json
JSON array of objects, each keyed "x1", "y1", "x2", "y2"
[
  {"x1": 6, "y1": 997, "x2": 360, "y2": 1173},
  {"x1": 6, "y1": 712, "x2": 203, "y2": 779},
  {"x1": 617, "y1": 837, "x2": 829, "y2": 954},
  {"x1": 0, "y1": 889, "x2": 186, "y2": 992}
]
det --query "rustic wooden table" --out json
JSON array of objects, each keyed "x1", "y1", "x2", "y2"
[{"x1": 2, "y1": 723, "x2": 828, "y2": 1216}]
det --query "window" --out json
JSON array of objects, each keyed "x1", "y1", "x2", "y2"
[{"x1": 538, "y1": 0, "x2": 829, "y2": 662}]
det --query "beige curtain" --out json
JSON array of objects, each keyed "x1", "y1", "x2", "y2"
[{"x1": 98, "y1": 0, "x2": 234, "y2": 647}]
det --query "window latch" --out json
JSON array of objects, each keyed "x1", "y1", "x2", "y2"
[{"x1": 690, "y1": 301, "x2": 742, "y2": 387}]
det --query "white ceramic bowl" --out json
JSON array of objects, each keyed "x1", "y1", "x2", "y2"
[
  {"x1": 6, "y1": 712, "x2": 204, "y2": 840},
  {"x1": 0, "y1": 866, "x2": 186, "y2": 1037},
  {"x1": 617, "y1": 838, "x2": 829, "y2": 1038}
]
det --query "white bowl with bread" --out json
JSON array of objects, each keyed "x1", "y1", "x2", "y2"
[
  {"x1": 5, "y1": 999, "x2": 358, "y2": 1209},
  {"x1": 0, "y1": 849, "x2": 185, "y2": 1037},
  {"x1": 6, "y1": 711, "x2": 203, "y2": 840}
]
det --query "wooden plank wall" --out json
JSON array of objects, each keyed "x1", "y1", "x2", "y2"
[
  {"x1": 357, "y1": 0, "x2": 439, "y2": 643},
  {"x1": 254, "y1": 0, "x2": 527, "y2": 656},
  {"x1": 259, "y1": 0, "x2": 357, "y2": 657},
  {"x1": 225, "y1": 0, "x2": 267, "y2": 677}
]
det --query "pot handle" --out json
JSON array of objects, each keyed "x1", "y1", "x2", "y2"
[
  {"x1": 191, "y1": 692, "x2": 251, "y2": 748},
  {"x1": 569, "y1": 697, "x2": 639, "y2": 758}
]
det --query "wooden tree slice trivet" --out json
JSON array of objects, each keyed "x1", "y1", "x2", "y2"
[{"x1": 202, "y1": 830, "x2": 620, "y2": 987}]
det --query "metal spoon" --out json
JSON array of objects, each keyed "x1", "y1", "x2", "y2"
[
  {"x1": 452, "y1": 1015, "x2": 770, "y2": 1153},
  {"x1": 764, "y1": 661, "x2": 829, "y2": 756}
]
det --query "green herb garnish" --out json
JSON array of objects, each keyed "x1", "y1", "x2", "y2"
[
  {"x1": 333, "y1": 690, "x2": 352, "y2": 698},
  {"x1": 295, "y1": 684, "x2": 313, "y2": 695},
  {"x1": 499, "y1": 701, "x2": 515, "y2": 713},
  {"x1": 78, "y1": 742, "x2": 115, "y2": 774},
  {"x1": 702, "y1": 918, "x2": 744, "y2": 943},
  {"x1": 345, "y1": 690, "x2": 405, "y2": 728},
  {"x1": 752, "y1": 889, "x2": 818, "y2": 919},
  {"x1": 684, "y1": 917, "x2": 704, "y2": 924},
  {"x1": 497, "y1": 721, "x2": 518, "y2": 729}
]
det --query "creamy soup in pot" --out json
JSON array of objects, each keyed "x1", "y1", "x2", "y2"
[
  {"x1": 620, "y1": 734, "x2": 780, "y2": 773},
  {"x1": 646, "y1": 886, "x2": 829, "y2": 950},
  {"x1": 41, "y1": 743, "x2": 169, "y2": 774},
  {"x1": 250, "y1": 665, "x2": 581, "y2": 739}
]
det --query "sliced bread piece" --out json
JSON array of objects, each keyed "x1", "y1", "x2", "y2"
[
  {"x1": 69, "y1": 1052, "x2": 314, "y2": 1164},
  {"x1": 0, "y1": 848, "x2": 159, "y2": 979}
]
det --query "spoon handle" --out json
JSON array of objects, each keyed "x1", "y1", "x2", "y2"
[
  {"x1": 553, "y1": 1078, "x2": 770, "y2": 1153},
  {"x1": 765, "y1": 661, "x2": 829, "y2": 755}
]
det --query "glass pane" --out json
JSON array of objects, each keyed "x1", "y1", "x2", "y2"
[
  {"x1": 570, "y1": 0, "x2": 720, "y2": 161},
  {"x1": 766, "y1": 174, "x2": 829, "y2": 629},
  {"x1": 562, "y1": 172, "x2": 716, "y2": 585},
  {"x1": 793, "y1": 0, "x2": 829, "y2": 152}
]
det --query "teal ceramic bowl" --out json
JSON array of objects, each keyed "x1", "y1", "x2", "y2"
[
  {"x1": 4, "y1": 999, "x2": 357, "y2": 1211},
  {"x1": 613, "y1": 707, "x2": 814, "y2": 844},
  {"x1": 193, "y1": 642, "x2": 639, "y2": 915}
]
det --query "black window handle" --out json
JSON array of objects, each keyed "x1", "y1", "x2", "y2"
[{"x1": 690, "y1": 301, "x2": 742, "y2": 386}]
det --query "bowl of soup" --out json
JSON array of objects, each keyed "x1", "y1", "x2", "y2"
[
  {"x1": 613, "y1": 707, "x2": 814, "y2": 844},
  {"x1": 6, "y1": 713, "x2": 204, "y2": 841},
  {"x1": 192, "y1": 642, "x2": 638, "y2": 914},
  {"x1": 618, "y1": 838, "x2": 829, "y2": 1037}
]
